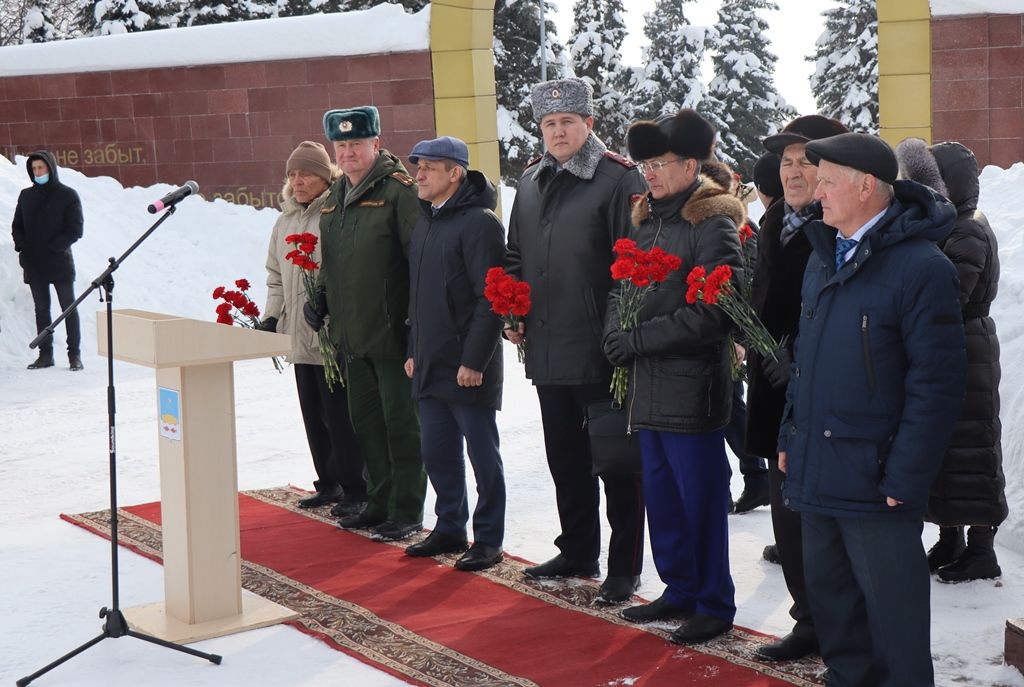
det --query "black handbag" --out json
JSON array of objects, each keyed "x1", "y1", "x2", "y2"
[{"x1": 585, "y1": 400, "x2": 642, "y2": 476}]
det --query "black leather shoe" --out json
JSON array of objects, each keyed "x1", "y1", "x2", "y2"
[
  {"x1": 523, "y1": 554, "x2": 599, "y2": 579},
  {"x1": 405, "y1": 530, "x2": 468, "y2": 557},
  {"x1": 763, "y1": 544, "x2": 781, "y2": 565},
  {"x1": 298, "y1": 486, "x2": 342, "y2": 509},
  {"x1": 28, "y1": 352, "x2": 54, "y2": 369},
  {"x1": 69, "y1": 353, "x2": 84, "y2": 371},
  {"x1": 337, "y1": 509, "x2": 386, "y2": 530},
  {"x1": 371, "y1": 521, "x2": 423, "y2": 542},
  {"x1": 455, "y1": 543, "x2": 503, "y2": 571},
  {"x1": 732, "y1": 481, "x2": 770, "y2": 514},
  {"x1": 331, "y1": 496, "x2": 367, "y2": 518},
  {"x1": 669, "y1": 613, "x2": 732, "y2": 645},
  {"x1": 621, "y1": 594, "x2": 692, "y2": 623},
  {"x1": 596, "y1": 575, "x2": 640, "y2": 604},
  {"x1": 756, "y1": 632, "x2": 819, "y2": 661}
]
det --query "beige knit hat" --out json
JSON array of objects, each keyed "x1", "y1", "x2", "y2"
[{"x1": 286, "y1": 141, "x2": 332, "y2": 182}]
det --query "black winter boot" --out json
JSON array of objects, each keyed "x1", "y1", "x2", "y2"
[
  {"x1": 937, "y1": 526, "x2": 1001, "y2": 583},
  {"x1": 28, "y1": 351, "x2": 54, "y2": 369},
  {"x1": 927, "y1": 526, "x2": 966, "y2": 573}
]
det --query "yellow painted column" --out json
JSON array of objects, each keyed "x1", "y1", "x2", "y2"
[
  {"x1": 877, "y1": 0, "x2": 933, "y2": 146},
  {"x1": 429, "y1": 0, "x2": 501, "y2": 211}
]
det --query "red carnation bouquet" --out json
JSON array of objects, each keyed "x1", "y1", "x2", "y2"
[
  {"x1": 284, "y1": 232, "x2": 343, "y2": 391},
  {"x1": 212, "y1": 278, "x2": 284, "y2": 372},
  {"x1": 484, "y1": 267, "x2": 530, "y2": 363},
  {"x1": 608, "y1": 238, "x2": 682, "y2": 405},
  {"x1": 685, "y1": 264, "x2": 784, "y2": 360}
]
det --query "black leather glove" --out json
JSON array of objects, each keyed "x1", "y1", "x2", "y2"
[
  {"x1": 303, "y1": 291, "x2": 328, "y2": 332},
  {"x1": 604, "y1": 331, "x2": 635, "y2": 367},
  {"x1": 762, "y1": 347, "x2": 793, "y2": 389},
  {"x1": 256, "y1": 316, "x2": 278, "y2": 333}
]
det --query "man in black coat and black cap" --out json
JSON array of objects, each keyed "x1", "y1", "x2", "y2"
[
  {"x1": 779, "y1": 132, "x2": 965, "y2": 686},
  {"x1": 12, "y1": 151, "x2": 84, "y2": 371},
  {"x1": 746, "y1": 115, "x2": 846, "y2": 662}
]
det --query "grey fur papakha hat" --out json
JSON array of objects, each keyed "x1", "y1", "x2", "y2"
[{"x1": 530, "y1": 78, "x2": 595, "y2": 122}]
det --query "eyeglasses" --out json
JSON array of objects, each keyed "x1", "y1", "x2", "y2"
[{"x1": 637, "y1": 158, "x2": 684, "y2": 175}]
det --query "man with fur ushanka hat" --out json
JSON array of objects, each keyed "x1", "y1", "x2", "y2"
[
  {"x1": 505, "y1": 77, "x2": 649, "y2": 604},
  {"x1": 308, "y1": 106, "x2": 426, "y2": 543},
  {"x1": 606, "y1": 108, "x2": 745, "y2": 645}
]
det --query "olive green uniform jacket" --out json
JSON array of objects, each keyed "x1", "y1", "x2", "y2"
[{"x1": 318, "y1": 151, "x2": 419, "y2": 358}]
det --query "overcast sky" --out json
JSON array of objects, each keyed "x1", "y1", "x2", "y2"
[{"x1": 549, "y1": 0, "x2": 841, "y2": 116}]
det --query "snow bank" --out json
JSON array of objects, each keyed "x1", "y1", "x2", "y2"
[
  {"x1": 980, "y1": 162, "x2": 1024, "y2": 554},
  {"x1": 0, "y1": 4, "x2": 429, "y2": 77},
  {"x1": 931, "y1": 0, "x2": 1024, "y2": 14}
]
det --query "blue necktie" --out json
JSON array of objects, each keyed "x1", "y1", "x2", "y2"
[{"x1": 835, "y1": 237, "x2": 858, "y2": 271}]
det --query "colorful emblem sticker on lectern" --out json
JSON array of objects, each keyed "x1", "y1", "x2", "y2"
[{"x1": 158, "y1": 387, "x2": 182, "y2": 442}]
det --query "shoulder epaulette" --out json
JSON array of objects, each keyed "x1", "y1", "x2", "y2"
[
  {"x1": 389, "y1": 171, "x2": 415, "y2": 187},
  {"x1": 525, "y1": 156, "x2": 543, "y2": 169},
  {"x1": 604, "y1": 151, "x2": 636, "y2": 169}
]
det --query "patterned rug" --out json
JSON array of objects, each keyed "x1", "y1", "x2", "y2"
[{"x1": 62, "y1": 486, "x2": 826, "y2": 686}]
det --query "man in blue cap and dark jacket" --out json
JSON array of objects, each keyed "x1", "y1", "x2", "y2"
[
  {"x1": 403, "y1": 136, "x2": 507, "y2": 572},
  {"x1": 777, "y1": 132, "x2": 967, "y2": 686}
]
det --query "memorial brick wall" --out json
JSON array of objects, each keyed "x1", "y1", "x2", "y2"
[
  {"x1": 0, "y1": 50, "x2": 436, "y2": 208},
  {"x1": 931, "y1": 13, "x2": 1024, "y2": 169}
]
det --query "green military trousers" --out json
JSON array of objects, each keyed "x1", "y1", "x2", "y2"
[{"x1": 345, "y1": 357, "x2": 425, "y2": 524}]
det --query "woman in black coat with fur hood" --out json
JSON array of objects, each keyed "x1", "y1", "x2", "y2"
[{"x1": 896, "y1": 138, "x2": 1006, "y2": 583}]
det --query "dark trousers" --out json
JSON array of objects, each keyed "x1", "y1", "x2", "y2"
[
  {"x1": 346, "y1": 357, "x2": 425, "y2": 524},
  {"x1": 535, "y1": 384, "x2": 645, "y2": 576},
  {"x1": 294, "y1": 363, "x2": 365, "y2": 497},
  {"x1": 419, "y1": 398, "x2": 505, "y2": 547},
  {"x1": 802, "y1": 512, "x2": 932, "y2": 687},
  {"x1": 29, "y1": 280, "x2": 79, "y2": 355},
  {"x1": 638, "y1": 429, "x2": 736, "y2": 622},
  {"x1": 769, "y1": 460, "x2": 816, "y2": 640},
  {"x1": 724, "y1": 379, "x2": 767, "y2": 485}
]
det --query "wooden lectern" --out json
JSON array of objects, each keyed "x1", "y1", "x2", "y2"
[{"x1": 97, "y1": 308, "x2": 299, "y2": 643}]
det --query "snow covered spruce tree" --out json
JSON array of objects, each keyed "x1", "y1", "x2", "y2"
[
  {"x1": 631, "y1": 0, "x2": 708, "y2": 121},
  {"x1": 21, "y1": 3, "x2": 57, "y2": 42},
  {"x1": 342, "y1": 0, "x2": 427, "y2": 10},
  {"x1": 809, "y1": 0, "x2": 878, "y2": 133},
  {"x1": 179, "y1": 0, "x2": 272, "y2": 26},
  {"x1": 494, "y1": 0, "x2": 564, "y2": 186},
  {"x1": 568, "y1": 0, "x2": 631, "y2": 152},
  {"x1": 707, "y1": 0, "x2": 796, "y2": 176},
  {"x1": 77, "y1": 0, "x2": 162, "y2": 34}
]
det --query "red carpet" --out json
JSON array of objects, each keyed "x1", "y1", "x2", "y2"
[{"x1": 62, "y1": 486, "x2": 824, "y2": 686}]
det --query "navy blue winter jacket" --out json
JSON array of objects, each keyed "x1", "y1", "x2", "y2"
[{"x1": 778, "y1": 180, "x2": 967, "y2": 519}]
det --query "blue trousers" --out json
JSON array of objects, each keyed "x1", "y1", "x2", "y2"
[
  {"x1": 638, "y1": 429, "x2": 735, "y2": 622},
  {"x1": 418, "y1": 398, "x2": 505, "y2": 547},
  {"x1": 802, "y1": 512, "x2": 932, "y2": 687}
]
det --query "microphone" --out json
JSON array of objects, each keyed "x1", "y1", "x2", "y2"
[{"x1": 148, "y1": 180, "x2": 199, "y2": 214}]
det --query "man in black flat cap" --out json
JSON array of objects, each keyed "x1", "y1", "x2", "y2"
[
  {"x1": 778, "y1": 132, "x2": 967, "y2": 686},
  {"x1": 747, "y1": 114, "x2": 847, "y2": 662}
]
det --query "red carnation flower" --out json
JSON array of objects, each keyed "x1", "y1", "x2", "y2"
[
  {"x1": 235, "y1": 278, "x2": 251, "y2": 291},
  {"x1": 215, "y1": 301, "x2": 233, "y2": 316},
  {"x1": 284, "y1": 233, "x2": 302, "y2": 244},
  {"x1": 241, "y1": 301, "x2": 260, "y2": 318},
  {"x1": 299, "y1": 242, "x2": 316, "y2": 255},
  {"x1": 212, "y1": 286, "x2": 226, "y2": 299},
  {"x1": 739, "y1": 224, "x2": 754, "y2": 245},
  {"x1": 216, "y1": 313, "x2": 234, "y2": 325}
]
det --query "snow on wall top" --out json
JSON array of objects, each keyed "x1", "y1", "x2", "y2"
[
  {"x1": 930, "y1": 0, "x2": 1024, "y2": 15},
  {"x1": 0, "y1": 4, "x2": 430, "y2": 78}
]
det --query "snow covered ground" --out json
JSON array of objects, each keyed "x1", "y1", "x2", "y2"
[{"x1": 1, "y1": 155, "x2": 1023, "y2": 686}]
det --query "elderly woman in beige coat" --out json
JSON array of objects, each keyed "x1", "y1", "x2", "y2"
[{"x1": 262, "y1": 141, "x2": 365, "y2": 513}]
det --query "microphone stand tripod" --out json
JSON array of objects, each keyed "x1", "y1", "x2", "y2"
[{"x1": 18, "y1": 205, "x2": 222, "y2": 687}]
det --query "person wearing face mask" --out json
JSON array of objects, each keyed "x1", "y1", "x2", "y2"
[
  {"x1": 260, "y1": 141, "x2": 366, "y2": 515},
  {"x1": 12, "y1": 151, "x2": 84, "y2": 371}
]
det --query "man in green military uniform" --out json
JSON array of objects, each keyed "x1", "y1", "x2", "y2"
[{"x1": 306, "y1": 105, "x2": 426, "y2": 542}]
